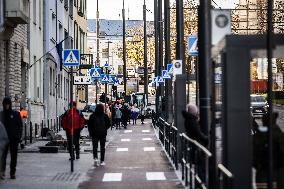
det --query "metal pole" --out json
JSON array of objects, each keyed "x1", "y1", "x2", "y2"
[
  {"x1": 122, "y1": 0, "x2": 127, "y2": 95},
  {"x1": 164, "y1": 0, "x2": 172, "y2": 122},
  {"x1": 154, "y1": 0, "x2": 159, "y2": 116},
  {"x1": 96, "y1": 0, "x2": 99, "y2": 103},
  {"x1": 158, "y1": 0, "x2": 163, "y2": 101},
  {"x1": 198, "y1": 0, "x2": 212, "y2": 187},
  {"x1": 70, "y1": 67, "x2": 74, "y2": 172},
  {"x1": 143, "y1": 0, "x2": 148, "y2": 106},
  {"x1": 267, "y1": 0, "x2": 274, "y2": 188}
]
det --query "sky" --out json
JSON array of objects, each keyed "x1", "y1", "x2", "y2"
[{"x1": 87, "y1": 0, "x2": 238, "y2": 21}]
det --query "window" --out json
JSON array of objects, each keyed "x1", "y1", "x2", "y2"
[
  {"x1": 69, "y1": 0, "x2": 73, "y2": 18},
  {"x1": 52, "y1": 14, "x2": 56, "y2": 40},
  {"x1": 64, "y1": 30, "x2": 69, "y2": 48},
  {"x1": 33, "y1": 0, "x2": 36, "y2": 24},
  {"x1": 102, "y1": 48, "x2": 108, "y2": 58}
]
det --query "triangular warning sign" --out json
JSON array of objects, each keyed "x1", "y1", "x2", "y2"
[
  {"x1": 92, "y1": 70, "x2": 100, "y2": 78},
  {"x1": 102, "y1": 75, "x2": 109, "y2": 82},
  {"x1": 65, "y1": 51, "x2": 79, "y2": 63}
]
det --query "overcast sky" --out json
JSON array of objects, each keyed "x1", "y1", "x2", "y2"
[{"x1": 87, "y1": 0, "x2": 238, "y2": 20}]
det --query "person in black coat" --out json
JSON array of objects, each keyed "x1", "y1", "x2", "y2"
[
  {"x1": 0, "y1": 97, "x2": 23, "y2": 179},
  {"x1": 182, "y1": 104, "x2": 208, "y2": 146},
  {"x1": 88, "y1": 104, "x2": 110, "y2": 166}
]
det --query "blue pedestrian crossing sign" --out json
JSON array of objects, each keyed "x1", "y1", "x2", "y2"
[
  {"x1": 101, "y1": 74, "x2": 109, "y2": 84},
  {"x1": 162, "y1": 70, "x2": 171, "y2": 79},
  {"x1": 157, "y1": 76, "x2": 165, "y2": 84},
  {"x1": 104, "y1": 62, "x2": 109, "y2": 68},
  {"x1": 167, "y1": 64, "x2": 173, "y2": 75},
  {"x1": 63, "y1": 49, "x2": 80, "y2": 66},
  {"x1": 90, "y1": 68, "x2": 101, "y2": 78},
  {"x1": 188, "y1": 35, "x2": 198, "y2": 56}
]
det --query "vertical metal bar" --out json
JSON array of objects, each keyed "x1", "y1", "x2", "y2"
[
  {"x1": 96, "y1": 0, "x2": 99, "y2": 103},
  {"x1": 143, "y1": 0, "x2": 148, "y2": 105},
  {"x1": 30, "y1": 122, "x2": 32, "y2": 144},
  {"x1": 24, "y1": 122, "x2": 27, "y2": 145},
  {"x1": 198, "y1": 0, "x2": 211, "y2": 187},
  {"x1": 176, "y1": 0, "x2": 185, "y2": 68},
  {"x1": 154, "y1": 0, "x2": 159, "y2": 117},
  {"x1": 267, "y1": 0, "x2": 274, "y2": 188},
  {"x1": 164, "y1": 0, "x2": 172, "y2": 122},
  {"x1": 158, "y1": 0, "x2": 163, "y2": 100},
  {"x1": 122, "y1": 0, "x2": 127, "y2": 94},
  {"x1": 70, "y1": 67, "x2": 74, "y2": 172}
]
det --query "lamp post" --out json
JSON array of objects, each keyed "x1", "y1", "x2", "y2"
[
  {"x1": 143, "y1": 0, "x2": 148, "y2": 106},
  {"x1": 96, "y1": 0, "x2": 100, "y2": 103},
  {"x1": 122, "y1": 0, "x2": 127, "y2": 97}
]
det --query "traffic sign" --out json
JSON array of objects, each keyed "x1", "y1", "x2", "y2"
[
  {"x1": 63, "y1": 49, "x2": 80, "y2": 66},
  {"x1": 74, "y1": 76, "x2": 92, "y2": 85},
  {"x1": 157, "y1": 76, "x2": 165, "y2": 84},
  {"x1": 90, "y1": 68, "x2": 101, "y2": 78},
  {"x1": 167, "y1": 64, "x2": 173, "y2": 75},
  {"x1": 188, "y1": 35, "x2": 198, "y2": 56},
  {"x1": 101, "y1": 74, "x2": 109, "y2": 84},
  {"x1": 162, "y1": 70, "x2": 171, "y2": 79},
  {"x1": 108, "y1": 76, "x2": 115, "y2": 84},
  {"x1": 104, "y1": 62, "x2": 109, "y2": 68},
  {"x1": 173, "y1": 60, "x2": 182, "y2": 76},
  {"x1": 109, "y1": 66, "x2": 115, "y2": 76}
]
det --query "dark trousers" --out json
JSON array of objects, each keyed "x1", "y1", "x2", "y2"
[
  {"x1": 92, "y1": 136, "x2": 106, "y2": 162},
  {"x1": 132, "y1": 118, "x2": 137, "y2": 125},
  {"x1": 1, "y1": 142, "x2": 18, "y2": 175},
  {"x1": 66, "y1": 129, "x2": 81, "y2": 158},
  {"x1": 141, "y1": 115, "x2": 145, "y2": 124},
  {"x1": 115, "y1": 118, "x2": 121, "y2": 129}
]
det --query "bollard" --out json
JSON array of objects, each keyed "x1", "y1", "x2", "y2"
[
  {"x1": 24, "y1": 122, "x2": 27, "y2": 145},
  {"x1": 30, "y1": 122, "x2": 33, "y2": 144},
  {"x1": 56, "y1": 117, "x2": 59, "y2": 133},
  {"x1": 51, "y1": 119, "x2": 53, "y2": 131},
  {"x1": 35, "y1": 123, "x2": 38, "y2": 138},
  {"x1": 41, "y1": 120, "x2": 44, "y2": 138},
  {"x1": 47, "y1": 119, "x2": 50, "y2": 129},
  {"x1": 54, "y1": 119, "x2": 56, "y2": 131}
]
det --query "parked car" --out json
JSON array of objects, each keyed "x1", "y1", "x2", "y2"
[{"x1": 250, "y1": 94, "x2": 268, "y2": 117}]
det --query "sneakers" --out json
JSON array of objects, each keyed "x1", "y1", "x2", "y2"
[
  {"x1": 94, "y1": 158, "x2": 99, "y2": 166},
  {"x1": 100, "y1": 162, "x2": 106, "y2": 166}
]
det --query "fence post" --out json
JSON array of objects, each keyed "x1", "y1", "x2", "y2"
[
  {"x1": 30, "y1": 122, "x2": 33, "y2": 144},
  {"x1": 47, "y1": 119, "x2": 50, "y2": 129},
  {"x1": 56, "y1": 117, "x2": 59, "y2": 132}
]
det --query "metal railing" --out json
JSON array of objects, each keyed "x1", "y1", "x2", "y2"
[
  {"x1": 156, "y1": 117, "x2": 179, "y2": 169},
  {"x1": 155, "y1": 117, "x2": 233, "y2": 189}
]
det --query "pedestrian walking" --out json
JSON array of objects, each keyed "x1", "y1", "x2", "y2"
[
  {"x1": 0, "y1": 97, "x2": 23, "y2": 179},
  {"x1": 140, "y1": 104, "x2": 146, "y2": 124},
  {"x1": 0, "y1": 121, "x2": 9, "y2": 179},
  {"x1": 114, "y1": 107, "x2": 122, "y2": 129},
  {"x1": 121, "y1": 104, "x2": 129, "y2": 129},
  {"x1": 88, "y1": 104, "x2": 111, "y2": 166},
  {"x1": 131, "y1": 106, "x2": 139, "y2": 125},
  {"x1": 182, "y1": 104, "x2": 208, "y2": 146},
  {"x1": 61, "y1": 101, "x2": 85, "y2": 160}
]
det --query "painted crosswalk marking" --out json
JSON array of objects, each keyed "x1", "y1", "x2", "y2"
[
  {"x1": 124, "y1": 130, "x2": 132, "y2": 133},
  {"x1": 116, "y1": 148, "x2": 129, "y2": 152},
  {"x1": 121, "y1": 139, "x2": 131, "y2": 142},
  {"x1": 142, "y1": 130, "x2": 150, "y2": 133},
  {"x1": 142, "y1": 138, "x2": 152, "y2": 141},
  {"x1": 102, "y1": 173, "x2": 122, "y2": 182},
  {"x1": 144, "y1": 147, "x2": 156, "y2": 152},
  {"x1": 146, "y1": 172, "x2": 166, "y2": 181}
]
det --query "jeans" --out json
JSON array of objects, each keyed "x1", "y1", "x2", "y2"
[
  {"x1": 66, "y1": 129, "x2": 81, "y2": 158},
  {"x1": 92, "y1": 136, "x2": 106, "y2": 162},
  {"x1": 1, "y1": 142, "x2": 18, "y2": 175}
]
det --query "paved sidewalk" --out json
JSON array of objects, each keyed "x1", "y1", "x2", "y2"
[{"x1": 79, "y1": 121, "x2": 183, "y2": 189}]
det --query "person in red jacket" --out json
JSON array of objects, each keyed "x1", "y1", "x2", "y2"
[{"x1": 62, "y1": 101, "x2": 85, "y2": 160}]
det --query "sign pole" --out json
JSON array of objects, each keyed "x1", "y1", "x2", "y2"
[{"x1": 70, "y1": 67, "x2": 74, "y2": 172}]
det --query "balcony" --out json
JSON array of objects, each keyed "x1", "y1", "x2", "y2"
[{"x1": 5, "y1": 0, "x2": 29, "y2": 24}]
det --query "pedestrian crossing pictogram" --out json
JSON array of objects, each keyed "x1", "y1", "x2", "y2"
[
  {"x1": 157, "y1": 76, "x2": 165, "y2": 84},
  {"x1": 63, "y1": 49, "x2": 80, "y2": 66},
  {"x1": 90, "y1": 68, "x2": 101, "y2": 78},
  {"x1": 101, "y1": 74, "x2": 109, "y2": 83},
  {"x1": 167, "y1": 64, "x2": 173, "y2": 74},
  {"x1": 162, "y1": 70, "x2": 171, "y2": 79}
]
